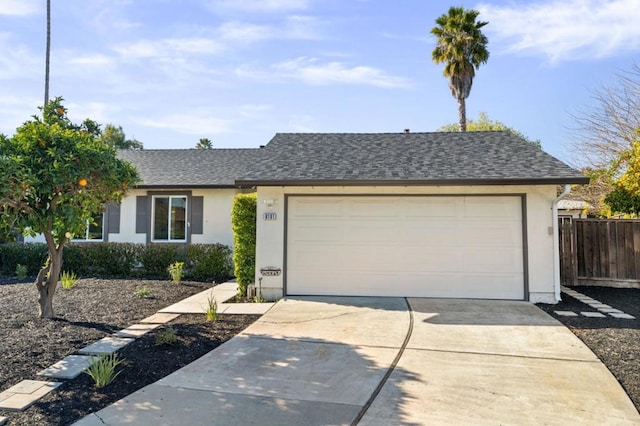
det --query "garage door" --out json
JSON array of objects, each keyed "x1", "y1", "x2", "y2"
[{"x1": 286, "y1": 195, "x2": 525, "y2": 300}]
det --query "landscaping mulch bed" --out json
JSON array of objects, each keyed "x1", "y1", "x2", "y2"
[
  {"x1": 0, "y1": 278, "x2": 259, "y2": 426},
  {"x1": 537, "y1": 286, "x2": 640, "y2": 413}
]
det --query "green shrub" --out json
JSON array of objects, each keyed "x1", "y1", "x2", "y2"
[
  {"x1": 63, "y1": 243, "x2": 141, "y2": 277},
  {"x1": 0, "y1": 243, "x2": 48, "y2": 276},
  {"x1": 155, "y1": 327, "x2": 178, "y2": 346},
  {"x1": 15, "y1": 264, "x2": 27, "y2": 280},
  {"x1": 231, "y1": 193, "x2": 257, "y2": 296},
  {"x1": 59, "y1": 271, "x2": 79, "y2": 289},
  {"x1": 140, "y1": 244, "x2": 184, "y2": 277},
  {"x1": 62, "y1": 244, "x2": 92, "y2": 276},
  {"x1": 85, "y1": 353, "x2": 123, "y2": 388},
  {"x1": 91, "y1": 243, "x2": 140, "y2": 276},
  {"x1": 134, "y1": 286, "x2": 153, "y2": 298},
  {"x1": 167, "y1": 261, "x2": 184, "y2": 283},
  {"x1": 0, "y1": 241, "x2": 233, "y2": 282},
  {"x1": 186, "y1": 244, "x2": 233, "y2": 283}
]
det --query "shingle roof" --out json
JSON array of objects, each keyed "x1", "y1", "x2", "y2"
[
  {"x1": 237, "y1": 131, "x2": 588, "y2": 186},
  {"x1": 118, "y1": 132, "x2": 588, "y2": 188},
  {"x1": 117, "y1": 149, "x2": 256, "y2": 187}
]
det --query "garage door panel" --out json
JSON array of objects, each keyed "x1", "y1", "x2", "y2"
[
  {"x1": 290, "y1": 223, "x2": 344, "y2": 241},
  {"x1": 404, "y1": 198, "x2": 457, "y2": 217},
  {"x1": 349, "y1": 199, "x2": 399, "y2": 217},
  {"x1": 286, "y1": 195, "x2": 525, "y2": 300},
  {"x1": 293, "y1": 199, "x2": 345, "y2": 217},
  {"x1": 463, "y1": 197, "x2": 521, "y2": 218}
]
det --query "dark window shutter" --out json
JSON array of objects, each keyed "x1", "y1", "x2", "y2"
[
  {"x1": 106, "y1": 203, "x2": 121, "y2": 234},
  {"x1": 136, "y1": 196, "x2": 148, "y2": 234},
  {"x1": 191, "y1": 196, "x2": 204, "y2": 235}
]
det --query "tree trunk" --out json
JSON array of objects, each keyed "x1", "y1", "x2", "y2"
[
  {"x1": 458, "y1": 97, "x2": 467, "y2": 132},
  {"x1": 36, "y1": 238, "x2": 64, "y2": 319}
]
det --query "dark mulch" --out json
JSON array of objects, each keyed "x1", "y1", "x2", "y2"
[
  {"x1": 0, "y1": 278, "x2": 259, "y2": 426},
  {"x1": 537, "y1": 286, "x2": 640, "y2": 412}
]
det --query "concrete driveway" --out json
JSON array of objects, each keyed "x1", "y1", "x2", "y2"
[{"x1": 75, "y1": 297, "x2": 640, "y2": 425}]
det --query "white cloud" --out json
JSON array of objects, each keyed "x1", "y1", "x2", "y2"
[
  {"x1": 138, "y1": 113, "x2": 233, "y2": 136},
  {"x1": 114, "y1": 37, "x2": 224, "y2": 59},
  {"x1": 208, "y1": 0, "x2": 308, "y2": 13},
  {"x1": 274, "y1": 57, "x2": 411, "y2": 88},
  {"x1": 218, "y1": 22, "x2": 275, "y2": 43},
  {"x1": 478, "y1": 0, "x2": 640, "y2": 62},
  {"x1": 0, "y1": 0, "x2": 39, "y2": 16},
  {"x1": 67, "y1": 54, "x2": 114, "y2": 67}
]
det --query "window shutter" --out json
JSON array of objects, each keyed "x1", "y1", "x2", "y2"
[
  {"x1": 191, "y1": 196, "x2": 204, "y2": 235},
  {"x1": 136, "y1": 196, "x2": 148, "y2": 234},
  {"x1": 106, "y1": 203, "x2": 121, "y2": 234}
]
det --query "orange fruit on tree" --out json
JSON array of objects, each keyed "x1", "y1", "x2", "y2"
[
  {"x1": 56, "y1": 108, "x2": 64, "y2": 115},
  {"x1": 78, "y1": 178, "x2": 87, "y2": 187}
]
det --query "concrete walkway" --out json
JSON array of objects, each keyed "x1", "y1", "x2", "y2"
[{"x1": 74, "y1": 297, "x2": 640, "y2": 425}]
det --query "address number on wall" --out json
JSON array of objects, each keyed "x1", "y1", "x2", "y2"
[{"x1": 263, "y1": 212, "x2": 277, "y2": 221}]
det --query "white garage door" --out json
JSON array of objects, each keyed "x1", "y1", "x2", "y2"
[{"x1": 286, "y1": 195, "x2": 525, "y2": 300}]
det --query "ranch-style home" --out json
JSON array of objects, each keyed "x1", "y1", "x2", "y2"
[{"x1": 25, "y1": 131, "x2": 588, "y2": 304}]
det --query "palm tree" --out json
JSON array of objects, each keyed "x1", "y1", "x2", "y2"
[
  {"x1": 431, "y1": 7, "x2": 489, "y2": 132},
  {"x1": 44, "y1": 0, "x2": 51, "y2": 106},
  {"x1": 196, "y1": 138, "x2": 213, "y2": 149}
]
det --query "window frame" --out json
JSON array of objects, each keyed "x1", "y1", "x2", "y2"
[
  {"x1": 73, "y1": 214, "x2": 105, "y2": 242},
  {"x1": 151, "y1": 195, "x2": 189, "y2": 243}
]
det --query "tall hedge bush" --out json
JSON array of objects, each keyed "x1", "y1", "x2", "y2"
[{"x1": 231, "y1": 193, "x2": 257, "y2": 296}]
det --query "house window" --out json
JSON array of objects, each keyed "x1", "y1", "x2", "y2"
[
  {"x1": 74, "y1": 215, "x2": 104, "y2": 241},
  {"x1": 152, "y1": 196, "x2": 187, "y2": 242}
]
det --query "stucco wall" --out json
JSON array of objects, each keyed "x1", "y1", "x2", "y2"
[
  {"x1": 255, "y1": 185, "x2": 559, "y2": 303},
  {"x1": 26, "y1": 188, "x2": 241, "y2": 247},
  {"x1": 109, "y1": 188, "x2": 240, "y2": 247}
]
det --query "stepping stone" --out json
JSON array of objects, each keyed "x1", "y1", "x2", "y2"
[
  {"x1": 0, "y1": 380, "x2": 62, "y2": 411},
  {"x1": 140, "y1": 312, "x2": 180, "y2": 324},
  {"x1": 609, "y1": 313, "x2": 636, "y2": 320},
  {"x1": 589, "y1": 303, "x2": 611, "y2": 309},
  {"x1": 599, "y1": 308, "x2": 623, "y2": 314},
  {"x1": 37, "y1": 355, "x2": 96, "y2": 379},
  {"x1": 580, "y1": 312, "x2": 606, "y2": 318},
  {"x1": 554, "y1": 310, "x2": 578, "y2": 317},
  {"x1": 0, "y1": 416, "x2": 7, "y2": 425},
  {"x1": 78, "y1": 336, "x2": 134, "y2": 355},
  {"x1": 114, "y1": 323, "x2": 161, "y2": 338}
]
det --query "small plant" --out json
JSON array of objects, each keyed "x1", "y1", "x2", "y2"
[
  {"x1": 253, "y1": 295, "x2": 265, "y2": 303},
  {"x1": 167, "y1": 261, "x2": 184, "y2": 283},
  {"x1": 134, "y1": 286, "x2": 153, "y2": 298},
  {"x1": 15, "y1": 264, "x2": 27, "y2": 280},
  {"x1": 155, "y1": 327, "x2": 178, "y2": 346},
  {"x1": 85, "y1": 353, "x2": 122, "y2": 388},
  {"x1": 59, "y1": 271, "x2": 79, "y2": 289},
  {"x1": 204, "y1": 295, "x2": 218, "y2": 322}
]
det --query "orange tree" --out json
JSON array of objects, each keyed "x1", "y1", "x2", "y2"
[{"x1": 0, "y1": 98, "x2": 139, "y2": 318}]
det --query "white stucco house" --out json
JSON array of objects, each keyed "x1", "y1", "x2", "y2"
[{"x1": 24, "y1": 131, "x2": 588, "y2": 304}]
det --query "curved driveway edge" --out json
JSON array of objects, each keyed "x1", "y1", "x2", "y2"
[{"x1": 74, "y1": 297, "x2": 639, "y2": 426}]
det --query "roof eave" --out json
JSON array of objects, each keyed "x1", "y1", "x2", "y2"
[
  {"x1": 133, "y1": 184, "x2": 239, "y2": 189},
  {"x1": 235, "y1": 177, "x2": 590, "y2": 187}
]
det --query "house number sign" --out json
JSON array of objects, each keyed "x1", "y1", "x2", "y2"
[{"x1": 263, "y1": 212, "x2": 277, "y2": 221}]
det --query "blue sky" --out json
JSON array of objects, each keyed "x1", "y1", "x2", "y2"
[{"x1": 0, "y1": 0, "x2": 638, "y2": 163}]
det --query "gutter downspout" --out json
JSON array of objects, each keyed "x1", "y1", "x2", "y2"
[{"x1": 552, "y1": 185, "x2": 571, "y2": 302}]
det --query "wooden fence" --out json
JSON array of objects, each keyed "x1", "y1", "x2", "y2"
[{"x1": 560, "y1": 218, "x2": 640, "y2": 286}]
